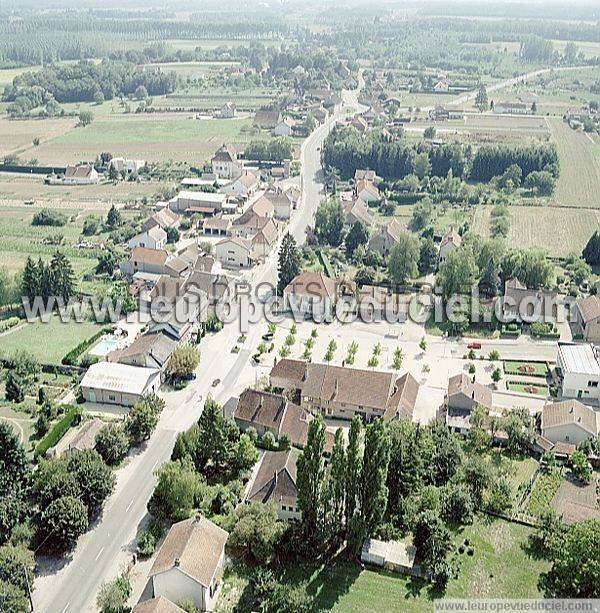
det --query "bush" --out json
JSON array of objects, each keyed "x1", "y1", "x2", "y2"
[
  {"x1": 34, "y1": 405, "x2": 81, "y2": 460},
  {"x1": 137, "y1": 519, "x2": 164, "y2": 557},
  {"x1": 0, "y1": 317, "x2": 20, "y2": 333},
  {"x1": 32, "y1": 208, "x2": 67, "y2": 227}
]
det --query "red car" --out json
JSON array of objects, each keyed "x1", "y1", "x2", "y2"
[{"x1": 467, "y1": 342, "x2": 482, "y2": 350}]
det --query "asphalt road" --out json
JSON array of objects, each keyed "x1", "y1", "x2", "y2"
[{"x1": 35, "y1": 91, "x2": 359, "y2": 613}]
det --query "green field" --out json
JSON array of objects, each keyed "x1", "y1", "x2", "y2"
[
  {"x1": 503, "y1": 361, "x2": 549, "y2": 377},
  {"x1": 526, "y1": 469, "x2": 563, "y2": 517},
  {"x1": 53, "y1": 117, "x2": 252, "y2": 146},
  {"x1": 218, "y1": 516, "x2": 548, "y2": 612},
  {"x1": 0, "y1": 314, "x2": 104, "y2": 365}
]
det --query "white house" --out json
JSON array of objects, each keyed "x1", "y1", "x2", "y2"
[
  {"x1": 110, "y1": 157, "x2": 146, "y2": 175},
  {"x1": 557, "y1": 342, "x2": 600, "y2": 401},
  {"x1": 150, "y1": 515, "x2": 229, "y2": 612},
  {"x1": 219, "y1": 171, "x2": 258, "y2": 200},
  {"x1": 438, "y1": 228, "x2": 461, "y2": 263},
  {"x1": 61, "y1": 164, "x2": 99, "y2": 185},
  {"x1": 214, "y1": 102, "x2": 235, "y2": 119},
  {"x1": 80, "y1": 362, "x2": 161, "y2": 407},
  {"x1": 211, "y1": 145, "x2": 242, "y2": 180},
  {"x1": 128, "y1": 226, "x2": 168, "y2": 250},
  {"x1": 215, "y1": 236, "x2": 254, "y2": 268},
  {"x1": 273, "y1": 117, "x2": 295, "y2": 137},
  {"x1": 541, "y1": 399, "x2": 599, "y2": 446}
]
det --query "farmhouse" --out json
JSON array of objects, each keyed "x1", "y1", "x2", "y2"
[
  {"x1": 246, "y1": 450, "x2": 301, "y2": 521},
  {"x1": 493, "y1": 101, "x2": 531, "y2": 115},
  {"x1": 355, "y1": 179, "x2": 380, "y2": 203},
  {"x1": 219, "y1": 171, "x2": 259, "y2": 200},
  {"x1": 80, "y1": 362, "x2": 161, "y2": 407},
  {"x1": 438, "y1": 228, "x2": 461, "y2": 263},
  {"x1": 263, "y1": 186, "x2": 294, "y2": 221},
  {"x1": 120, "y1": 247, "x2": 169, "y2": 278},
  {"x1": 150, "y1": 514, "x2": 228, "y2": 612},
  {"x1": 269, "y1": 359, "x2": 420, "y2": 422},
  {"x1": 215, "y1": 236, "x2": 254, "y2": 268},
  {"x1": 556, "y1": 342, "x2": 600, "y2": 402},
  {"x1": 142, "y1": 208, "x2": 180, "y2": 233},
  {"x1": 250, "y1": 218, "x2": 278, "y2": 259},
  {"x1": 573, "y1": 295, "x2": 600, "y2": 343},
  {"x1": 368, "y1": 219, "x2": 405, "y2": 258},
  {"x1": 344, "y1": 197, "x2": 374, "y2": 228},
  {"x1": 128, "y1": 226, "x2": 168, "y2": 251},
  {"x1": 108, "y1": 331, "x2": 178, "y2": 372},
  {"x1": 355, "y1": 169, "x2": 378, "y2": 182},
  {"x1": 273, "y1": 117, "x2": 295, "y2": 137},
  {"x1": 447, "y1": 373, "x2": 493, "y2": 412},
  {"x1": 214, "y1": 102, "x2": 235, "y2": 119},
  {"x1": 541, "y1": 399, "x2": 599, "y2": 446},
  {"x1": 501, "y1": 278, "x2": 559, "y2": 323},
  {"x1": 253, "y1": 109, "x2": 282, "y2": 130},
  {"x1": 59, "y1": 164, "x2": 99, "y2": 185},
  {"x1": 109, "y1": 157, "x2": 145, "y2": 175},
  {"x1": 211, "y1": 145, "x2": 242, "y2": 180}
]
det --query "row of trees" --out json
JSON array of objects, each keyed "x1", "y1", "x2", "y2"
[{"x1": 21, "y1": 252, "x2": 76, "y2": 304}]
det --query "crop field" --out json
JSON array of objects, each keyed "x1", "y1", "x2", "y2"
[
  {"x1": 21, "y1": 116, "x2": 254, "y2": 164},
  {"x1": 472, "y1": 205, "x2": 600, "y2": 256},
  {"x1": 0, "y1": 115, "x2": 77, "y2": 158},
  {"x1": 548, "y1": 118, "x2": 600, "y2": 209}
]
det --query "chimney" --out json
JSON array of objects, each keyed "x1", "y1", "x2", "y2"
[
  {"x1": 472, "y1": 375, "x2": 476, "y2": 383},
  {"x1": 273, "y1": 471, "x2": 278, "y2": 485},
  {"x1": 471, "y1": 390, "x2": 475, "y2": 399},
  {"x1": 174, "y1": 558, "x2": 181, "y2": 567}
]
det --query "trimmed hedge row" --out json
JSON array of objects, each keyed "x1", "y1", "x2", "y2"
[
  {"x1": 0, "y1": 317, "x2": 20, "y2": 333},
  {"x1": 61, "y1": 327, "x2": 113, "y2": 366},
  {"x1": 34, "y1": 404, "x2": 81, "y2": 460}
]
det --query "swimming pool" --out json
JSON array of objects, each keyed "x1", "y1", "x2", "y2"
[{"x1": 89, "y1": 337, "x2": 120, "y2": 357}]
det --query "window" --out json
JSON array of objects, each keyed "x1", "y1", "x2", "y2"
[
  {"x1": 108, "y1": 394, "x2": 116, "y2": 401},
  {"x1": 588, "y1": 381, "x2": 598, "y2": 388}
]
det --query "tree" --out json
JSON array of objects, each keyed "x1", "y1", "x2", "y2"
[
  {"x1": 108, "y1": 165, "x2": 120, "y2": 182},
  {"x1": 148, "y1": 457, "x2": 203, "y2": 522},
  {"x1": 165, "y1": 346, "x2": 200, "y2": 381},
  {"x1": 542, "y1": 519, "x2": 600, "y2": 597},
  {"x1": 345, "y1": 416, "x2": 362, "y2": 530},
  {"x1": 392, "y1": 347, "x2": 404, "y2": 371},
  {"x1": 233, "y1": 434, "x2": 259, "y2": 474},
  {"x1": 582, "y1": 231, "x2": 600, "y2": 266},
  {"x1": 314, "y1": 199, "x2": 345, "y2": 247},
  {"x1": 50, "y1": 251, "x2": 75, "y2": 302},
  {"x1": 277, "y1": 232, "x2": 301, "y2": 296},
  {"x1": 125, "y1": 395, "x2": 163, "y2": 444},
  {"x1": 325, "y1": 429, "x2": 346, "y2": 534},
  {"x1": 296, "y1": 414, "x2": 326, "y2": 536},
  {"x1": 354, "y1": 419, "x2": 390, "y2": 549},
  {"x1": 345, "y1": 221, "x2": 369, "y2": 258},
  {"x1": 4, "y1": 371, "x2": 25, "y2": 403},
  {"x1": 67, "y1": 450, "x2": 115, "y2": 516},
  {"x1": 475, "y1": 84, "x2": 488, "y2": 112},
  {"x1": 436, "y1": 248, "x2": 479, "y2": 300},
  {"x1": 413, "y1": 510, "x2": 453, "y2": 589},
  {"x1": 165, "y1": 226, "x2": 180, "y2": 244},
  {"x1": 0, "y1": 544, "x2": 34, "y2": 595},
  {"x1": 410, "y1": 198, "x2": 434, "y2": 231},
  {"x1": 0, "y1": 422, "x2": 29, "y2": 497},
  {"x1": 570, "y1": 450, "x2": 592, "y2": 483},
  {"x1": 95, "y1": 424, "x2": 129, "y2": 466},
  {"x1": 96, "y1": 574, "x2": 131, "y2": 613},
  {"x1": 93, "y1": 91, "x2": 105, "y2": 105},
  {"x1": 134, "y1": 85, "x2": 148, "y2": 100},
  {"x1": 524, "y1": 171, "x2": 555, "y2": 196},
  {"x1": 423, "y1": 126, "x2": 436, "y2": 139},
  {"x1": 491, "y1": 367, "x2": 502, "y2": 384},
  {"x1": 82, "y1": 215, "x2": 100, "y2": 236},
  {"x1": 40, "y1": 496, "x2": 89, "y2": 552},
  {"x1": 388, "y1": 234, "x2": 420, "y2": 284},
  {"x1": 78, "y1": 110, "x2": 94, "y2": 127},
  {"x1": 106, "y1": 205, "x2": 122, "y2": 229},
  {"x1": 229, "y1": 502, "x2": 285, "y2": 564},
  {"x1": 0, "y1": 578, "x2": 28, "y2": 611},
  {"x1": 441, "y1": 483, "x2": 474, "y2": 525},
  {"x1": 412, "y1": 152, "x2": 431, "y2": 180},
  {"x1": 0, "y1": 495, "x2": 26, "y2": 545},
  {"x1": 419, "y1": 237, "x2": 437, "y2": 274}
]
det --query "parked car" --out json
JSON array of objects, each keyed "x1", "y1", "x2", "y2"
[{"x1": 467, "y1": 342, "x2": 482, "y2": 349}]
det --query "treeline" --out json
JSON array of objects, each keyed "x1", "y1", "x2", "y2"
[
  {"x1": 3, "y1": 60, "x2": 177, "y2": 106},
  {"x1": 322, "y1": 126, "x2": 469, "y2": 181},
  {"x1": 244, "y1": 137, "x2": 293, "y2": 162},
  {"x1": 469, "y1": 144, "x2": 559, "y2": 182}
]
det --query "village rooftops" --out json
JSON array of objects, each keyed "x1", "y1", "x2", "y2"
[
  {"x1": 132, "y1": 596, "x2": 186, "y2": 613},
  {"x1": 211, "y1": 145, "x2": 236, "y2": 163},
  {"x1": 440, "y1": 228, "x2": 462, "y2": 248},
  {"x1": 557, "y1": 342, "x2": 600, "y2": 376},
  {"x1": 448, "y1": 373, "x2": 493, "y2": 410},
  {"x1": 150, "y1": 514, "x2": 228, "y2": 588},
  {"x1": 283, "y1": 271, "x2": 350, "y2": 302},
  {"x1": 576, "y1": 294, "x2": 600, "y2": 324},
  {"x1": 247, "y1": 449, "x2": 299, "y2": 506},
  {"x1": 541, "y1": 400, "x2": 599, "y2": 437},
  {"x1": 65, "y1": 164, "x2": 96, "y2": 179},
  {"x1": 130, "y1": 247, "x2": 169, "y2": 267}
]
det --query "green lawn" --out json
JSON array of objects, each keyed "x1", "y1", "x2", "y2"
[
  {"x1": 507, "y1": 381, "x2": 548, "y2": 395},
  {"x1": 0, "y1": 314, "x2": 104, "y2": 365},
  {"x1": 53, "y1": 117, "x2": 253, "y2": 146},
  {"x1": 526, "y1": 469, "x2": 563, "y2": 517},
  {"x1": 218, "y1": 517, "x2": 548, "y2": 612},
  {"x1": 503, "y1": 361, "x2": 549, "y2": 377}
]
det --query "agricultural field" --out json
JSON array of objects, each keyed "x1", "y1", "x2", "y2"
[
  {"x1": 548, "y1": 118, "x2": 600, "y2": 209},
  {"x1": 0, "y1": 115, "x2": 77, "y2": 158},
  {"x1": 22, "y1": 115, "x2": 255, "y2": 165},
  {"x1": 472, "y1": 205, "x2": 600, "y2": 256},
  {"x1": 0, "y1": 313, "x2": 104, "y2": 365}
]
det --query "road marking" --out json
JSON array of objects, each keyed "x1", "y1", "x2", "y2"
[
  {"x1": 125, "y1": 499, "x2": 134, "y2": 513},
  {"x1": 94, "y1": 547, "x2": 104, "y2": 561},
  {"x1": 151, "y1": 459, "x2": 159, "y2": 472},
  {"x1": 62, "y1": 603, "x2": 70, "y2": 613}
]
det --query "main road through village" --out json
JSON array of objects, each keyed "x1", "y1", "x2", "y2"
[{"x1": 35, "y1": 73, "x2": 562, "y2": 612}]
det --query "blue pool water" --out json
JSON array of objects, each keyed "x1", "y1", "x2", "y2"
[{"x1": 89, "y1": 337, "x2": 119, "y2": 357}]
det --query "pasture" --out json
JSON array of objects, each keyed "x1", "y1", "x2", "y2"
[
  {"x1": 472, "y1": 205, "x2": 600, "y2": 256},
  {"x1": 26, "y1": 115, "x2": 254, "y2": 164},
  {"x1": 0, "y1": 115, "x2": 77, "y2": 158},
  {"x1": 549, "y1": 118, "x2": 600, "y2": 209}
]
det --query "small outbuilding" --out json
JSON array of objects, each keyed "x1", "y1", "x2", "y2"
[{"x1": 361, "y1": 538, "x2": 418, "y2": 575}]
